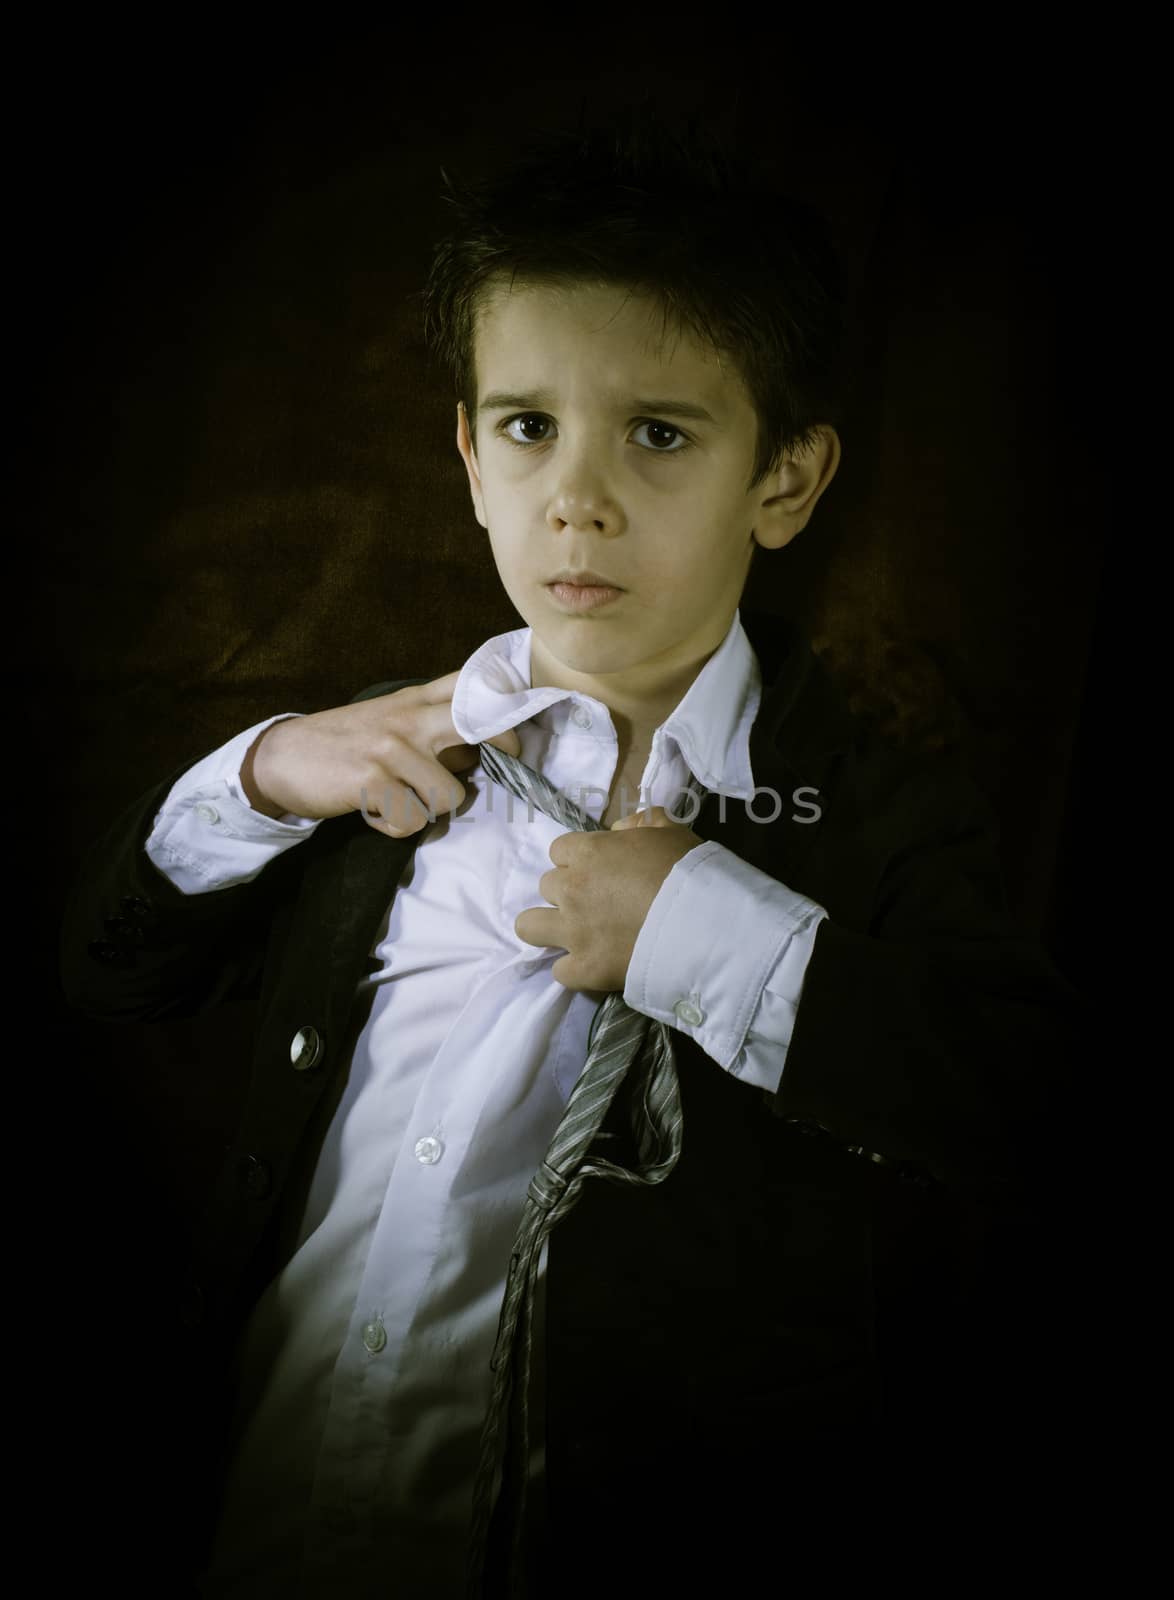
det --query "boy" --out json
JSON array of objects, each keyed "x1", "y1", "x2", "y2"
[{"x1": 62, "y1": 113, "x2": 1076, "y2": 1598}]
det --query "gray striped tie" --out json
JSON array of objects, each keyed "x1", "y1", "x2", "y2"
[{"x1": 464, "y1": 740, "x2": 708, "y2": 1598}]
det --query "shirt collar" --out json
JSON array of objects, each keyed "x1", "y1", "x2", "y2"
[{"x1": 451, "y1": 608, "x2": 761, "y2": 800}]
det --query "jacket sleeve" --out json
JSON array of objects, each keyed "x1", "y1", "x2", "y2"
[
  {"x1": 59, "y1": 750, "x2": 314, "y2": 1025},
  {"x1": 60, "y1": 677, "x2": 431, "y2": 1026},
  {"x1": 759, "y1": 751, "x2": 1083, "y2": 1204}
]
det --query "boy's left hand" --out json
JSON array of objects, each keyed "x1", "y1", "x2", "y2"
[{"x1": 515, "y1": 807, "x2": 704, "y2": 992}]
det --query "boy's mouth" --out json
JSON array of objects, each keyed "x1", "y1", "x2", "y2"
[
  {"x1": 545, "y1": 579, "x2": 625, "y2": 612},
  {"x1": 547, "y1": 568, "x2": 623, "y2": 589}
]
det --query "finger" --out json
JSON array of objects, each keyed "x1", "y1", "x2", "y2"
[
  {"x1": 548, "y1": 830, "x2": 583, "y2": 865},
  {"x1": 360, "y1": 790, "x2": 431, "y2": 837},
  {"x1": 437, "y1": 743, "x2": 482, "y2": 773},
  {"x1": 363, "y1": 740, "x2": 467, "y2": 825},
  {"x1": 514, "y1": 907, "x2": 564, "y2": 949},
  {"x1": 415, "y1": 698, "x2": 523, "y2": 763},
  {"x1": 415, "y1": 668, "x2": 465, "y2": 700},
  {"x1": 376, "y1": 681, "x2": 475, "y2": 762},
  {"x1": 438, "y1": 722, "x2": 522, "y2": 772},
  {"x1": 416, "y1": 697, "x2": 481, "y2": 755},
  {"x1": 371, "y1": 669, "x2": 466, "y2": 714},
  {"x1": 485, "y1": 725, "x2": 523, "y2": 757},
  {"x1": 636, "y1": 806, "x2": 677, "y2": 828},
  {"x1": 610, "y1": 806, "x2": 658, "y2": 829},
  {"x1": 375, "y1": 669, "x2": 464, "y2": 717}
]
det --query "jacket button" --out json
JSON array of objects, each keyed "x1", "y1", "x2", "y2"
[
  {"x1": 237, "y1": 1154, "x2": 272, "y2": 1200},
  {"x1": 119, "y1": 895, "x2": 153, "y2": 919},
  {"x1": 290, "y1": 1026, "x2": 323, "y2": 1072}
]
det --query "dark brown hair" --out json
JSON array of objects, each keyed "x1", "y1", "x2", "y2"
[{"x1": 419, "y1": 102, "x2": 850, "y2": 495}]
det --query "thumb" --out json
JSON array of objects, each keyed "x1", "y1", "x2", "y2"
[{"x1": 611, "y1": 805, "x2": 676, "y2": 830}]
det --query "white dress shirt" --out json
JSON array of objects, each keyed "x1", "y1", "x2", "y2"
[{"x1": 147, "y1": 610, "x2": 827, "y2": 1598}]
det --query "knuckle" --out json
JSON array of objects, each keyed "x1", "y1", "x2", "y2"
[
  {"x1": 373, "y1": 727, "x2": 408, "y2": 765},
  {"x1": 440, "y1": 777, "x2": 466, "y2": 810}
]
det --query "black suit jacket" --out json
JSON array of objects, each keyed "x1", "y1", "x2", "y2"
[{"x1": 60, "y1": 606, "x2": 1079, "y2": 1583}]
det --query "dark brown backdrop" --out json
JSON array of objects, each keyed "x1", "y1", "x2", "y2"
[{"x1": 27, "y1": 26, "x2": 1105, "y2": 1590}]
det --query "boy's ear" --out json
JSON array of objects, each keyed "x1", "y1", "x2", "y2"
[
  {"x1": 752, "y1": 425, "x2": 842, "y2": 551},
  {"x1": 456, "y1": 401, "x2": 488, "y2": 529}
]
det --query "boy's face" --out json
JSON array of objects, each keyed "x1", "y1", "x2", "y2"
[{"x1": 455, "y1": 278, "x2": 829, "y2": 707}]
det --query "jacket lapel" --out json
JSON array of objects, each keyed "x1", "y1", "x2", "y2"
[{"x1": 695, "y1": 609, "x2": 855, "y2": 889}]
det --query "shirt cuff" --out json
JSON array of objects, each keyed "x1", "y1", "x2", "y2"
[
  {"x1": 145, "y1": 714, "x2": 320, "y2": 895},
  {"x1": 623, "y1": 839, "x2": 827, "y2": 1093}
]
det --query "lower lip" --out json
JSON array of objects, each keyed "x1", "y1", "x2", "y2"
[{"x1": 546, "y1": 582, "x2": 624, "y2": 611}]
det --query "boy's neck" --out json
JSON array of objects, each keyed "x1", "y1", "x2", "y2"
[
  {"x1": 527, "y1": 613, "x2": 736, "y2": 758},
  {"x1": 530, "y1": 657, "x2": 701, "y2": 764}
]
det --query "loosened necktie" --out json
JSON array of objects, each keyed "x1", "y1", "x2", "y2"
[{"x1": 464, "y1": 740, "x2": 708, "y2": 1599}]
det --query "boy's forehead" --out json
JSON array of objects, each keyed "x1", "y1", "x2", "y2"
[{"x1": 473, "y1": 278, "x2": 738, "y2": 414}]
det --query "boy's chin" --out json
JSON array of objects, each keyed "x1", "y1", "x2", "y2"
[{"x1": 531, "y1": 628, "x2": 648, "y2": 674}]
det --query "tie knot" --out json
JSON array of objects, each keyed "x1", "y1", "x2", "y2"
[{"x1": 527, "y1": 1159, "x2": 569, "y2": 1212}]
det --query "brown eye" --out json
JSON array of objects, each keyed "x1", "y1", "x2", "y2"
[
  {"x1": 501, "y1": 414, "x2": 551, "y2": 446},
  {"x1": 499, "y1": 414, "x2": 692, "y2": 455},
  {"x1": 636, "y1": 421, "x2": 685, "y2": 450}
]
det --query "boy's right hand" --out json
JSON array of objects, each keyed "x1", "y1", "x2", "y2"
[{"x1": 240, "y1": 669, "x2": 523, "y2": 836}]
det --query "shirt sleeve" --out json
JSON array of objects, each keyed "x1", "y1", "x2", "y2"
[
  {"x1": 145, "y1": 714, "x2": 321, "y2": 895},
  {"x1": 622, "y1": 838, "x2": 827, "y2": 1095}
]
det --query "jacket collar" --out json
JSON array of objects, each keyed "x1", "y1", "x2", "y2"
[{"x1": 739, "y1": 606, "x2": 857, "y2": 767}]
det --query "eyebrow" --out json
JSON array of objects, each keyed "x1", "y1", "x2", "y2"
[{"x1": 478, "y1": 389, "x2": 720, "y2": 426}]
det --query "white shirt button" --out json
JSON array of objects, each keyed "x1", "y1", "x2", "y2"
[
  {"x1": 673, "y1": 998, "x2": 705, "y2": 1027},
  {"x1": 571, "y1": 706, "x2": 593, "y2": 730},
  {"x1": 414, "y1": 1135, "x2": 444, "y2": 1164},
  {"x1": 361, "y1": 1319, "x2": 387, "y2": 1354},
  {"x1": 194, "y1": 802, "x2": 221, "y2": 825}
]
